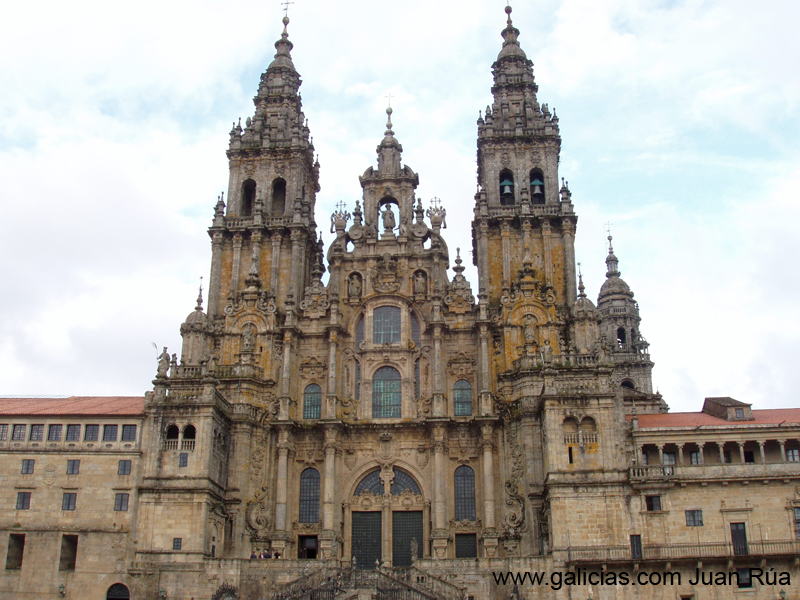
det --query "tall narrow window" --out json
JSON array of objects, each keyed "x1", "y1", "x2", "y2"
[
  {"x1": 630, "y1": 535, "x2": 642, "y2": 559},
  {"x1": 62, "y1": 492, "x2": 76, "y2": 511},
  {"x1": 356, "y1": 316, "x2": 364, "y2": 348},
  {"x1": 453, "y1": 380, "x2": 472, "y2": 416},
  {"x1": 21, "y1": 459, "x2": 34, "y2": 474},
  {"x1": 411, "y1": 312, "x2": 420, "y2": 346},
  {"x1": 16, "y1": 492, "x2": 31, "y2": 510},
  {"x1": 181, "y1": 425, "x2": 196, "y2": 451},
  {"x1": 165, "y1": 425, "x2": 179, "y2": 450},
  {"x1": 499, "y1": 170, "x2": 515, "y2": 205},
  {"x1": 299, "y1": 468, "x2": 320, "y2": 523},
  {"x1": 454, "y1": 465, "x2": 476, "y2": 521},
  {"x1": 0, "y1": 424, "x2": 7, "y2": 440},
  {"x1": 5, "y1": 534, "x2": 25, "y2": 570},
  {"x1": 66, "y1": 459, "x2": 80, "y2": 475},
  {"x1": 271, "y1": 178, "x2": 286, "y2": 216},
  {"x1": 372, "y1": 366, "x2": 402, "y2": 418},
  {"x1": 59, "y1": 535, "x2": 78, "y2": 571},
  {"x1": 241, "y1": 179, "x2": 256, "y2": 216},
  {"x1": 617, "y1": 327, "x2": 627, "y2": 345},
  {"x1": 373, "y1": 306, "x2": 401, "y2": 344},
  {"x1": 529, "y1": 168, "x2": 545, "y2": 204},
  {"x1": 354, "y1": 360, "x2": 361, "y2": 401},
  {"x1": 414, "y1": 359, "x2": 420, "y2": 400},
  {"x1": 304, "y1": 384, "x2": 322, "y2": 420}
]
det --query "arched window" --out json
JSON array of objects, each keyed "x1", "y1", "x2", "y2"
[
  {"x1": 580, "y1": 416, "x2": 597, "y2": 433},
  {"x1": 299, "y1": 468, "x2": 320, "y2": 523},
  {"x1": 499, "y1": 170, "x2": 515, "y2": 205},
  {"x1": 354, "y1": 468, "x2": 421, "y2": 496},
  {"x1": 242, "y1": 179, "x2": 256, "y2": 216},
  {"x1": 529, "y1": 169, "x2": 545, "y2": 204},
  {"x1": 106, "y1": 584, "x2": 130, "y2": 600},
  {"x1": 304, "y1": 384, "x2": 322, "y2": 420},
  {"x1": 373, "y1": 366, "x2": 402, "y2": 418},
  {"x1": 621, "y1": 380, "x2": 636, "y2": 390},
  {"x1": 617, "y1": 327, "x2": 627, "y2": 345},
  {"x1": 454, "y1": 465, "x2": 476, "y2": 521},
  {"x1": 182, "y1": 425, "x2": 196, "y2": 440},
  {"x1": 373, "y1": 306, "x2": 401, "y2": 344},
  {"x1": 356, "y1": 316, "x2": 364, "y2": 348},
  {"x1": 453, "y1": 380, "x2": 472, "y2": 416},
  {"x1": 271, "y1": 178, "x2": 286, "y2": 216},
  {"x1": 166, "y1": 425, "x2": 179, "y2": 440}
]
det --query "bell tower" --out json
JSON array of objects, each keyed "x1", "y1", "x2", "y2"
[{"x1": 472, "y1": 5, "x2": 577, "y2": 310}]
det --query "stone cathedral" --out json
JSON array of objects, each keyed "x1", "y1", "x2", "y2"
[{"x1": 4, "y1": 7, "x2": 800, "y2": 600}]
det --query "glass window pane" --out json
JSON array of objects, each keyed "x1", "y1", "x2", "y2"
[
  {"x1": 29, "y1": 425, "x2": 44, "y2": 441},
  {"x1": 48, "y1": 425, "x2": 62, "y2": 441},
  {"x1": 373, "y1": 307, "x2": 401, "y2": 344},
  {"x1": 303, "y1": 384, "x2": 322, "y2": 420},
  {"x1": 372, "y1": 366, "x2": 402, "y2": 418},
  {"x1": 65, "y1": 425, "x2": 81, "y2": 441},
  {"x1": 84, "y1": 425, "x2": 99, "y2": 441},
  {"x1": 454, "y1": 380, "x2": 472, "y2": 416},
  {"x1": 103, "y1": 425, "x2": 118, "y2": 442},
  {"x1": 454, "y1": 465, "x2": 476, "y2": 521},
  {"x1": 121, "y1": 425, "x2": 137, "y2": 442},
  {"x1": 299, "y1": 468, "x2": 320, "y2": 523}
]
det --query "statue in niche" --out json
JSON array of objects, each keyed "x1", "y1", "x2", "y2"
[
  {"x1": 157, "y1": 347, "x2": 170, "y2": 378},
  {"x1": 242, "y1": 324, "x2": 255, "y2": 353},
  {"x1": 410, "y1": 538, "x2": 418, "y2": 562},
  {"x1": 348, "y1": 273, "x2": 362, "y2": 298},
  {"x1": 524, "y1": 315, "x2": 537, "y2": 345},
  {"x1": 381, "y1": 204, "x2": 396, "y2": 232},
  {"x1": 414, "y1": 271, "x2": 427, "y2": 295}
]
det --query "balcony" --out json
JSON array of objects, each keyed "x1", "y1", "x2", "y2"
[
  {"x1": 567, "y1": 539, "x2": 800, "y2": 565},
  {"x1": 630, "y1": 462, "x2": 800, "y2": 485}
]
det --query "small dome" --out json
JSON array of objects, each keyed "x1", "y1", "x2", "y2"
[
  {"x1": 598, "y1": 276, "x2": 633, "y2": 300},
  {"x1": 181, "y1": 307, "x2": 209, "y2": 334},
  {"x1": 572, "y1": 295, "x2": 599, "y2": 319}
]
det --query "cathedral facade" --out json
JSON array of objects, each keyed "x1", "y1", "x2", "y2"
[{"x1": 3, "y1": 7, "x2": 800, "y2": 600}]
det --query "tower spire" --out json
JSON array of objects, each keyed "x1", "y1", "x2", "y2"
[{"x1": 605, "y1": 234, "x2": 620, "y2": 278}]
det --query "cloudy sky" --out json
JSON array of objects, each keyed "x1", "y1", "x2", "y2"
[{"x1": 1, "y1": 0, "x2": 798, "y2": 412}]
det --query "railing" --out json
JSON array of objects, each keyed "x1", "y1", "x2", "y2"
[
  {"x1": 630, "y1": 463, "x2": 800, "y2": 483},
  {"x1": 563, "y1": 433, "x2": 598, "y2": 445},
  {"x1": 164, "y1": 440, "x2": 179, "y2": 450},
  {"x1": 394, "y1": 566, "x2": 466, "y2": 600},
  {"x1": 567, "y1": 539, "x2": 800, "y2": 564},
  {"x1": 181, "y1": 440, "x2": 195, "y2": 451}
]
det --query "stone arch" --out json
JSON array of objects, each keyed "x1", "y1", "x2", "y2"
[
  {"x1": 106, "y1": 584, "x2": 130, "y2": 600},
  {"x1": 345, "y1": 460, "x2": 430, "y2": 501}
]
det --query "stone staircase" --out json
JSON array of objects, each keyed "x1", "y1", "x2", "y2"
[{"x1": 269, "y1": 565, "x2": 466, "y2": 600}]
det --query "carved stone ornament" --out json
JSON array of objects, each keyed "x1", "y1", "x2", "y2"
[
  {"x1": 299, "y1": 357, "x2": 327, "y2": 379},
  {"x1": 415, "y1": 446, "x2": 429, "y2": 468},
  {"x1": 292, "y1": 522, "x2": 321, "y2": 534},
  {"x1": 371, "y1": 254, "x2": 403, "y2": 294},
  {"x1": 300, "y1": 278, "x2": 330, "y2": 319},
  {"x1": 447, "y1": 352, "x2": 475, "y2": 377},
  {"x1": 444, "y1": 249, "x2": 475, "y2": 314},
  {"x1": 450, "y1": 519, "x2": 482, "y2": 531}
]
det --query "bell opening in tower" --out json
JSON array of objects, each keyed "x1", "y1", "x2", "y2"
[
  {"x1": 530, "y1": 169, "x2": 545, "y2": 205},
  {"x1": 241, "y1": 179, "x2": 256, "y2": 216},
  {"x1": 499, "y1": 169, "x2": 515, "y2": 205},
  {"x1": 271, "y1": 178, "x2": 286, "y2": 216}
]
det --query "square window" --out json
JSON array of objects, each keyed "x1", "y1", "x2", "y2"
[
  {"x1": 16, "y1": 492, "x2": 31, "y2": 510},
  {"x1": 787, "y1": 449, "x2": 799, "y2": 462},
  {"x1": 21, "y1": 459, "x2": 34, "y2": 474},
  {"x1": 172, "y1": 538, "x2": 182, "y2": 550},
  {"x1": 84, "y1": 425, "x2": 99, "y2": 442},
  {"x1": 645, "y1": 495, "x2": 662, "y2": 512},
  {"x1": 690, "y1": 450, "x2": 701, "y2": 465},
  {"x1": 61, "y1": 492, "x2": 76, "y2": 511},
  {"x1": 118, "y1": 460, "x2": 132, "y2": 475},
  {"x1": 0, "y1": 424, "x2": 8, "y2": 440},
  {"x1": 65, "y1": 424, "x2": 81, "y2": 441},
  {"x1": 11, "y1": 424, "x2": 26, "y2": 441},
  {"x1": 736, "y1": 568, "x2": 752, "y2": 588},
  {"x1": 121, "y1": 425, "x2": 137, "y2": 442},
  {"x1": 744, "y1": 451, "x2": 755, "y2": 463},
  {"x1": 114, "y1": 493, "x2": 129, "y2": 511},
  {"x1": 179, "y1": 453, "x2": 188, "y2": 468},
  {"x1": 47, "y1": 424, "x2": 62, "y2": 441},
  {"x1": 662, "y1": 452, "x2": 676, "y2": 465},
  {"x1": 29, "y1": 425, "x2": 44, "y2": 441},
  {"x1": 103, "y1": 425, "x2": 118, "y2": 442},
  {"x1": 67, "y1": 460, "x2": 80, "y2": 475},
  {"x1": 735, "y1": 408, "x2": 745, "y2": 418},
  {"x1": 455, "y1": 534, "x2": 478, "y2": 558},
  {"x1": 685, "y1": 510, "x2": 703, "y2": 527}
]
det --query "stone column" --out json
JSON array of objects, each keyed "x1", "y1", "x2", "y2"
[
  {"x1": 208, "y1": 231, "x2": 224, "y2": 317},
  {"x1": 677, "y1": 444, "x2": 685, "y2": 465},
  {"x1": 430, "y1": 425, "x2": 449, "y2": 559},
  {"x1": 477, "y1": 220, "x2": 489, "y2": 294},
  {"x1": 697, "y1": 442, "x2": 705, "y2": 465},
  {"x1": 319, "y1": 426, "x2": 338, "y2": 559},
  {"x1": 481, "y1": 422, "x2": 498, "y2": 557},
  {"x1": 230, "y1": 233, "x2": 243, "y2": 295},
  {"x1": 779, "y1": 440, "x2": 787, "y2": 462},
  {"x1": 562, "y1": 220, "x2": 577, "y2": 304},
  {"x1": 326, "y1": 330, "x2": 338, "y2": 419},
  {"x1": 272, "y1": 427, "x2": 292, "y2": 557},
  {"x1": 500, "y1": 220, "x2": 511, "y2": 287},
  {"x1": 432, "y1": 325, "x2": 444, "y2": 417},
  {"x1": 270, "y1": 232, "x2": 282, "y2": 294},
  {"x1": 279, "y1": 331, "x2": 293, "y2": 420},
  {"x1": 541, "y1": 218, "x2": 552, "y2": 287},
  {"x1": 738, "y1": 442, "x2": 746, "y2": 463},
  {"x1": 657, "y1": 445, "x2": 664, "y2": 464},
  {"x1": 290, "y1": 229, "x2": 304, "y2": 304},
  {"x1": 718, "y1": 443, "x2": 725, "y2": 464},
  {"x1": 758, "y1": 441, "x2": 766, "y2": 464}
]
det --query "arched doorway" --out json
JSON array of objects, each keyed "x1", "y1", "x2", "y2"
[
  {"x1": 346, "y1": 467, "x2": 427, "y2": 568},
  {"x1": 106, "y1": 584, "x2": 130, "y2": 600}
]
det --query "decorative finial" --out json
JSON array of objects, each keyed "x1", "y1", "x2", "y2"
[
  {"x1": 384, "y1": 104, "x2": 394, "y2": 135},
  {"x1": 505, "y1": 3, "x2": 513, "y2": 25},
  {"x1": 577, "y1": 263, "x2": 586, "y2": 298},
  {"x1": 196, "y1": 277, "x2": 204, "y2": 310}
]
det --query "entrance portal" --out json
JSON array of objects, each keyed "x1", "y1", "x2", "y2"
[
  {"x1": 392, "y1": 511, "x2": 422, "y2": 567},
  {"x1": 352, "y1": 511, "x2": 382, "y2": 569}
]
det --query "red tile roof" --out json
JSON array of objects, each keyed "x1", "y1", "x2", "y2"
[
  {"x1": 0, "y1": 397, "x2": 145, "y2": 417},
  {"x1": 628, "y1": 408, "x2": 800, "y2": 429}
]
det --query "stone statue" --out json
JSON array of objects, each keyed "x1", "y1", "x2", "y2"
[
  {"x1": 242, "y1": 324, "x2": 255, "y2": 353},
  {"x1": 524, "y1": 315, "x2": 536, "y2": 345},
  {"x1": 381, "y1": 204, "x2": 396, "y2": 232},
  {"x1": 348, "y1": 273, "x2": 362, "y2": 298},
  {"x1": 157, "y1": 347, "x2": 170, "y2": 378},
  {"x1": 410, "y1": 538, "x2": 418, "y2": 562},
  {"x1": 170, "y1": 353, "x2": 178, "y2": 378},
  {"x1": 414, "y1": 271, "x2": 426, "y2": 295}
]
